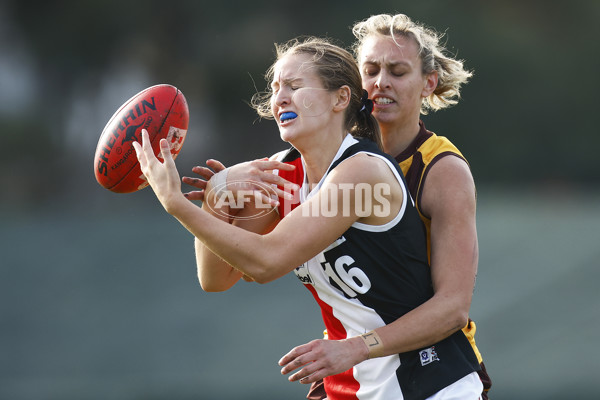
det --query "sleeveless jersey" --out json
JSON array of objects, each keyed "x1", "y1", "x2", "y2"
[
  {"x1": 276, "y1": 123, "x2": 488, "y2": 372},
  {"x1": 394, "y1": 121, "x2": 491, "y2": 396},
  {"x1": 394, "y1": 121, "x2": 467, "y2": 262},
  {"x1": 282, "y1": 135, "x2": 480, "y2": 400},
  {"x1": 394, "y1": 122, "x2": 487, "y2": 367}
]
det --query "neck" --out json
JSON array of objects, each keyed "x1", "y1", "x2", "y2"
[
  {"x1": 296, "y1": 132, "x2": 347, "y2": 185},
  {"x1": 380, "y1": 118, "x2": 421, "y2": 157}
]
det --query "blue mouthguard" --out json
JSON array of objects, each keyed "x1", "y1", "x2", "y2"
[{"x1": 280, "y1": 112, "x2": 298, "y2": 122}]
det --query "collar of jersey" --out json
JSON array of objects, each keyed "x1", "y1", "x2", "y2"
[{"x1": 300, "y1": 133, "x2": 358, "y2": 203}]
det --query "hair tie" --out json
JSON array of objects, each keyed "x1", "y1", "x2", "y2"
[{"x1": 359, "y1": 89, "x2": 374, "y2": 115}]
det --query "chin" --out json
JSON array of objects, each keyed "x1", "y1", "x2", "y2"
[
  {"x1": 373, "y1": 110, "x2": 394, "y2": 123},
  {"x1": 279, "y1": 129, "x2": 295, "y2": 144}
]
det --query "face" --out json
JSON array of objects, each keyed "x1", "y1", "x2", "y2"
[
  {"x1": 270, "y1": 53, "x2": 337, "y2": 144},
  {"x1": 359, "y1": 34, "x2": 433, "y2": 128}
]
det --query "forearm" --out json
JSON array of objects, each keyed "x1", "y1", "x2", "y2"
[
  {"x1": 135, "y1": 134, "x2": 295, "y2": 283},
  {"x1": 170, "y1": 194, "x2": 291, "y2": 283},
  {"x1": 372, "y1": 294, "x2": 469, "y2": 357},
  {"x1": 195, "y1": 238, "x2": 242, "y2": 292},
  {"x1": 193, "y1": 189, "x2": 242, "y2": 291}
]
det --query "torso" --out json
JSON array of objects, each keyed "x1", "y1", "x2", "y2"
[{"x1": 277, "y1": 135, "x2": 479, "y2": 399}]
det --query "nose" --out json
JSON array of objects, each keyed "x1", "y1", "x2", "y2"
[
  {"x1": 273, "y1": 87, "x2": 290, "y2": 107},
  {"x1": 375, "y1": 70, "x2": 391, "y2": 89}
]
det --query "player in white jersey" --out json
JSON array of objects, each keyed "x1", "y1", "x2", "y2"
[{"x1": 134, "y1": 37, "x2": 481, "y2": 399}]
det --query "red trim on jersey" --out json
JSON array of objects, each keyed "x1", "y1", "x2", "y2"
[
  {"x1": 276, "y1": 157, "x2": 304, "y2": 217},
  {"x1": 304, "y1": 284, "x2": 360, "y2": 400}
]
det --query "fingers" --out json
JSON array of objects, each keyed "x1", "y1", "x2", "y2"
[
  {"x1": 271, "y1": 186, "x2": 295, "y2": 202},
  {"x1": 206, "y1": 159, "x2": 226, "y2": 172},
  {"x1": 132, "y1": 141, "x2": 143, "y2": 167},
  {"x1": 257, "y1": 159, "x2": 296, "y2": 171},
  {"x1": 181, "y1": 158, "x2": 299, "y2": 206},
  {"x1": 279, "y1": 339, "x2": 359, "y2": 384},
  {"x1": 241, "y1": 161, "x2": 299, "y2": 196},
  {"x1": 183, "y1": 190, "x2": 205, "y2": 202},
  {"x1": 279, "y1": 346, "x2": 311, "y2": 381},
  {"x1": 141, "y1": 129, "x2": 154, "y2": 158},
  {"x1": 279, "y1": 344, "x2": 325, "y2": 384},
  {"x1": 160, "y1": 138, "x2": 176, "y2": 167},
  {"x1": 182, "y1": 176, "x2": 208, "y2": 190},
  {"x1": 187, "y1": 159, "x2": 297, "y2": 190},
  {"x1": 191, "y1": 165, "x2": 216, "y2": 180},
  {"x1": 290, "y1": 365, "x2": 325, "y2": 384},
  {"x1": 133, "y1": 129, "x2": 153, "y2": 171},
  {"x1": 279, "y1": 343, "x2": 312, "y2": 372}
]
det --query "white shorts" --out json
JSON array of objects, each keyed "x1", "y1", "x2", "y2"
[{"x1": 425, "y1": 371, "x2": 483, "y2": 400}]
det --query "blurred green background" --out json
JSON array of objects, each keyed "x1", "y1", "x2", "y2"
[{"x1": 1, "y1": 0, "x2": 599, "y2": 399}]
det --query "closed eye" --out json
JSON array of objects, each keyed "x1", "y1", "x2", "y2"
[{"x1": 363, "y1": 65, "x2": 380, "y2": 77}]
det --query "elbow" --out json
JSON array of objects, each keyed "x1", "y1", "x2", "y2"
[
  {"x1": 452, "y1": 309, "x2": 470, "y2": 331},
  {"x1": 436, "y1": 294, "x2": 472, "y2": 333},
  {"x1": 198, "y1": 276, "x2": 229, "y2": 292},
  {"x1": 245, "y1": 260, "x2": 287, "y2": 285},
  {"x1": 247, "y1": 269, "x2": 277, "y2": 285},
  {"x1": 199, "y1": 282, "x2": 227, "y2": 293},
  {"x1": 197, "y1": 269, "x2": 237, "y2": 292},
  {"x1": 449, "y1": 299, "x2": 472, "y2": 332}
]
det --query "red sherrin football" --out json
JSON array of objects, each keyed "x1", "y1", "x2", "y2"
[{"x1": 94, "y1": 84, "x2": 189, "y2": 193}]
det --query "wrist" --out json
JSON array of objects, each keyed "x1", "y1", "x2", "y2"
[
  {"x1": 202, "y1": 168, "x2": 236, "y2": 220},
  {"x1": 350, "y1": 335, "x2": 370, "y2": 363},
  {"x1": 164, "y1": 191, "x2": 191, "y2": 217},
  {"x1": 208, "y1": 168, "x2": 230, "y2": 198},
  {"x1": 359, "y1": 330, "x2": 385, "y2": 359}
]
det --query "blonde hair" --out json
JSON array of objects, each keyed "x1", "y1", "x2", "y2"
[
  {"x1": 251, "y1": 37, "x2": 381, "y2": 148},
  {"x1": 352, "y1": 14, "x2": 473, "y2": 114}
]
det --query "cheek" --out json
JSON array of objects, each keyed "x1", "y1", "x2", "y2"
[{"x1": 361, "y1": 78, "x2": 376, "y2": 95}]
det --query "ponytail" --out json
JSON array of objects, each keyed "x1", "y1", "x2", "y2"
[{"x1": 350, "y1": 90, "x2": 382, "y2": 149}]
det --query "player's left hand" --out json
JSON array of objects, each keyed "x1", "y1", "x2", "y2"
[
  {"x1": 133, "y1": 129, "x2": 185, "y2": 213},
  {"x1": 182, "y1": 159, "x2": 227, "y2": 201},
  {"x1": 279, "y1": 337, "x2": 368, "y2": 384}
]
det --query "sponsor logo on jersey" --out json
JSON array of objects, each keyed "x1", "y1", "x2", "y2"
[
  {"x1": 294, "y1": 263, "x2": 313, "y2": 284},
  {"x1": 419, "y1": 346, "x2": 439, "y2": 366}
]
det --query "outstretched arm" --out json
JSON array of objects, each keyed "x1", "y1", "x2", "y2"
[{"x1": 133, "y1": 131, "x2": 387, "y2": 284}]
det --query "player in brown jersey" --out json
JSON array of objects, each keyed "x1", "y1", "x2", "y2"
[{"x1": 350, "y1": 14, "x2": 491, "y2": 399}]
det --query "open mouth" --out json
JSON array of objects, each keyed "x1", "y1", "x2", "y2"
[
  {"x1": 374, "y1": 97, "x2": 394, "y2": 105},
  {"x1": 280, "y1": 112, "x2": 298, "y2": 123}
]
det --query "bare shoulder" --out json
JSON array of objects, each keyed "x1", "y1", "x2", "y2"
[
  {"x1": 326, "y1": 152, "x2": 402, "y2": 225},
  {"x1": 329, "y1": 152, "x2": 394, "y2": 184},
  {"x1": 421, "y1": 155, "x2": 476, "y2": 219}
]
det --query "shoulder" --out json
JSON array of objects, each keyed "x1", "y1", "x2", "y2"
[
  {"x1": 420, "y1": 133, "x2": 466, "y2": 164},
  {"x1": 427, "y1": 155, "x2": 474, "y2": 195},
  {"x1": 421, "y1": 155, "x2": 475, "y2": 219},
  {"x1": 330, "y1": 152, "x2": 396, "y2": 185}
]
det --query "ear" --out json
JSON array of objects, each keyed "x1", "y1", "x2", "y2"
[
  {"x1": 421, "y1": 71, "x2": 438, "y2": 97},
  {"x1": 332, "y1": 85, "x2": 352, "y2": 112}
]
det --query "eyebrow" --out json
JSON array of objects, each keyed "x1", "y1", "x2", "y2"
[
  {"x1": 363, "y1": 60, "x2": 412, "y2": 68},
  {"x1": 271, "y1": 77, "x2": 304, "y2": 88}
]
